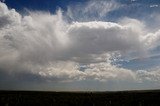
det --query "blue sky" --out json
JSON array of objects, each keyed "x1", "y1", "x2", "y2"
[
  {"x1": 3, "y1": 0, "x2": 160, "y2": 23},
  {"x1": 4, "y1": 0, "x2": 85, "y2": 12},
  {"x1": 4, "y1": 0, "x2": 160, "y2": 16},
  {"x1": 1, "y1": 0, "x2": 160, "y2": 91},
  {"x1": 4, "y1": 0, "x2": 160, "y2": 9}
]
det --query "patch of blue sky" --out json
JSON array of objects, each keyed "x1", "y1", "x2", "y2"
[
  {"x1": 117, "y1": 54, "x2": 160, "y2": 70},
  {"x1": 3, "y1": 0, "x2": 86, "y2": 13}
]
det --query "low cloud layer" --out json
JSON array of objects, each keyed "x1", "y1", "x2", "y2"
[{"x1": 1, "y1": 1, "x2": 160, "y2": 90}]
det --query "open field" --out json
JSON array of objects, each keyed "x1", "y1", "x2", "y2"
[{"x1": 0, "y1": 90, "x2": 160, "y2": 106}]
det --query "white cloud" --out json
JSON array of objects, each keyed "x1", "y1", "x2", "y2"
[
  {"x1": 150, "y1": 5, "x2": 159, "y2": 8},
  {"x1": 66, "y1": 0, "x2": 120, "y2": 21},
  {"x1": 1, "y1": 1, "x2": 160, "y2": 90},
  {"x1": 0, "y1": 3, "x2": 21, "y2": 28},
  {"x1": 136, "y1": 68, "x2": 160, "y2": 82}
]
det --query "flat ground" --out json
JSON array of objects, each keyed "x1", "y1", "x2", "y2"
[{"x1": 0, "y1": 90, "x2": 160, "y2": 106}]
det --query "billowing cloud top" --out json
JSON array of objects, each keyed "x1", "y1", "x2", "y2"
[{"x1": 1, "y1": 1, "x2": 160, "y2": 91}]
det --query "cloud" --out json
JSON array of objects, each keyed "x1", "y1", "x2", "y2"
[
  {"x1": 137, "y1": 69, "x2": 160, "y2": 82},
  {"x1": 150, "y1": 5, "x2": 159, "y2": 8},
  {"x1": 0, "y1": 2, "x2": 21, "y2": 27},
  {"x1": 1, "y1": 1, "x2": 160, "y2": 90},
  {"x1": 66, "y1": 0, "x2": 121, "y2": 21},
  {"x1": 68, "y1": 21, "x2": 144, "y2": 55}
]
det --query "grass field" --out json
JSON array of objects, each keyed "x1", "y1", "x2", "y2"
[{"x1": 0, "y1": 90, "x2": 160, "y2": 106}]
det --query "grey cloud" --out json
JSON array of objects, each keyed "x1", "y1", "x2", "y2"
[{"x1": 67, "y1": 21, "x2": 143, "y2": 55}]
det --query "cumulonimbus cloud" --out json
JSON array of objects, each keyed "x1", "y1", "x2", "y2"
[{"x1": 1, "y1": 1, "x2": 160, "y2": 90}]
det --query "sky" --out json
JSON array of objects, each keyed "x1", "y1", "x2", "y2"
[{"x1": 1, "y1": 0, "x2": 160, "y2": 91}]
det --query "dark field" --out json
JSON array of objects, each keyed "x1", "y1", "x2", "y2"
[{"x1": 1, "y1": 90, "x2": 160, "y2": 106}]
